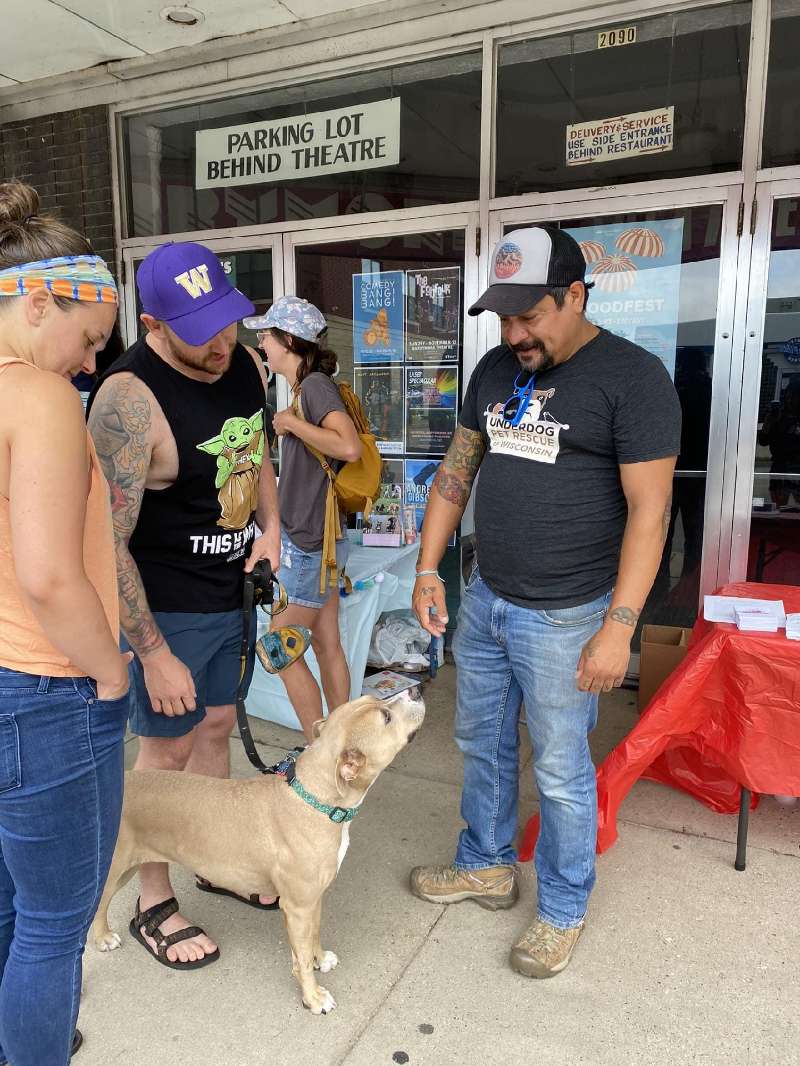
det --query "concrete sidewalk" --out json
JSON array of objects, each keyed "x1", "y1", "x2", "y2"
[{"x1": 79, "y1": 666, "x2": 799, "y2": 1066}]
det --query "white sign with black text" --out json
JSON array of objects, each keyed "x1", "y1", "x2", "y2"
[
  {"x1": 566, "y1": 106, "x2": 674, "y2": 167},
  {"x1": 195, "y1": 98, "x2": 401, "y2": 190}
]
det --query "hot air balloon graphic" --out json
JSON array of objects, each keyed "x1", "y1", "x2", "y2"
[
  {"x1": 589, "y1": 255, "x2": 637, "y2": 293},
  {"x1": 579, "y1": 240, "x2": 606, "y2": 264},
  {"x1": 615, "y1": 227, "x2": 664, "y2": 258}
]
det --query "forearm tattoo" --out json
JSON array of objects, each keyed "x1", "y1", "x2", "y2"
[
  {"x1": 608, "y1": 607, "x2": 641, "y2": 627},
  {"x1": 662, "y1": 495, "x2": 673, "y2": 543},
  {"x1": 433, "y1": 426, "x2": 486, "y2": 508},
  {"x1": 88, "y1": 378, "x2": 164, "y2": 657}
]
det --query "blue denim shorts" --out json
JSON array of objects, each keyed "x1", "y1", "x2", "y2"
[
  {"x1": 279, "y1": 530, "x2": 350, "y2": 609},
  {"x1": 127, "y1": 609, "x2": 255, "y2": 739}
]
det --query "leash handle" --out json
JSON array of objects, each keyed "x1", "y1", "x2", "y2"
[{"x1": 236, "y1": 563, "x2": 277, "y2": 775}]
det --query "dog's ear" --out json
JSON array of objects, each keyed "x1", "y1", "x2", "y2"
[
  {"x1": 312, "y1": 718, "x2": 326, "y2": 739},
  {"x1": 335, "y1": 748, "x2": 366, "y2": 787}
]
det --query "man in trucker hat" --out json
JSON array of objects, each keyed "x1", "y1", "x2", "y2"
[{"x1": 408, "y1": 225, "x2": 681, "y2": 978}]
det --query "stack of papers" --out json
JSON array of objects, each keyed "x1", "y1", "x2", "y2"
[
  {"x1": 704, "y1": 595, "x2": 786, "y2": 629},
  {"x1": 786, "y1": 614, "x2": 800, "y2": 641},
  {"x1": 733, "y1": 605, "x2": 781, "y2": 632}
]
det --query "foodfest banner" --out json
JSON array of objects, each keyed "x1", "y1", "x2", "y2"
[{"x1": 567, "y1": 217, "x2": 684, "y2": 379}]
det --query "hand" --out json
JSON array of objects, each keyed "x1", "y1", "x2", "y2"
[
  {"x1": 272, "y1": 409, "x2": 298, "y2": 437},
  {"x1": 96, "y1": 651, "x2": 134, "y2": 701},
  {"x1": 245, "y1": 532, "x2": 280, "y2": 575},
  {"x1": 576, "y1": 623, "x2": 631, "y2": 694},
  {"x1": 140, "y1": 644, "x2": 197, "y2": 716},
  {"x1": 412, "y1": 574, "x2": 448, "y2": 637}
]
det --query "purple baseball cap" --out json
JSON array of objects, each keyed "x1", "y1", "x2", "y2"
[{"x1": 136, "y1": 241, "x2": 255, "y2": 346}]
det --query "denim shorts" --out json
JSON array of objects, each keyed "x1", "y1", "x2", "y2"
[
  {"x1": 279, "y1": 529, "x2": 350, "y2": 609},
  {"x1": 126, "y1": 609, "x2": 255, "y2": 739}
]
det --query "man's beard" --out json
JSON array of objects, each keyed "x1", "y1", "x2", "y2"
[
  {"x1": 164, "y1": 333, "x2": 234, "y2": 375},
  {"x1": 511, "y1": 340, "x2": 554, "y2": 373}
]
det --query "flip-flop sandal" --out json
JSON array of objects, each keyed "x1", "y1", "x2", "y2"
[
  {"x1": 255, "y1": 626, "x2": 311, "y2": 674},
  {"x1": 195, "y1": 876, "x2": 280, "y2": 911},
  {"x1": 129, "y1": 896, "x2": 220, "y2": 970}
]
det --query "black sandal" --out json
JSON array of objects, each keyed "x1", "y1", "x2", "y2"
[
  {"x1": 195, "y1": 875, "x2": 280, "y2": 911},
  {"x1": 129, "y1": 896, "x2": 220, "y2": 970}
]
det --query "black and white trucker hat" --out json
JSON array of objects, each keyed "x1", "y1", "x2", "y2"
[{"x1": 468, "y1": 225, "x2": 588, "y2": 316}]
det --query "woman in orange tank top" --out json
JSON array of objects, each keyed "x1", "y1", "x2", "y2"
[{"x1": 0, "y1": 181, "x2": 130, "y2": 1066}]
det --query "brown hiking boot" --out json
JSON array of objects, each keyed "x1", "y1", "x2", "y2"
[
  {"x1": 509, "y1": 917, "x2": 584, "y2": 978},
  {"x1": 409, "y1": 864, "x2": 518, "y2": 910}
]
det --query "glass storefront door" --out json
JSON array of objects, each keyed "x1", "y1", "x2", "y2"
[
  {"x1": 729, "y1": 183, "x2": 800, "y2": 588},
  {"x1": 488, "y1": 188, "x2": 743, "y2": 646},
  {"x1": 285, "y1": 215, "x2": 479, "y2": 625}
]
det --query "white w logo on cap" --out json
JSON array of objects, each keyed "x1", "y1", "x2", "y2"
[{"x1": 174, "y1": 264, "x2": 212, "y2": 299}]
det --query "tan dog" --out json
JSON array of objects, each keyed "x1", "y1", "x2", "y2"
[{"x1": 91, "y1": 688, "x2": 425, "y2": 1014}]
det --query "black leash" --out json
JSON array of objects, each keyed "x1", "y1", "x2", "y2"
[{"x1": 236, "y1": 560, "x2": 279, "y2": 775}]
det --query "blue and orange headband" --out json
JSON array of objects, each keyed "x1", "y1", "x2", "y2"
[{"x1": 0, "y1": 254, "x2": 117, "y2": 304}]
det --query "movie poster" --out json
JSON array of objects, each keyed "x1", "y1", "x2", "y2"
[
  {"x1": 567, "y1": 218, "x2": 684, "y2": 379},
  {"x1": 404, "y1": 459, "x2": 455, "y2": 546},
  {"x1": 405, "y1": 365, "x2": 458, "y2": 455},
  {"x1": 405, "y1": 266, "x2": 461, "y2": 363},
  {"x1": 352, "y1": 270, "x2": 404, "y2": 364},
  {"x1": 353, "y1": 366, "x2": 404, "y2": 454}
]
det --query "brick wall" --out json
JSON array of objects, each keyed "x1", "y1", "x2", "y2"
[{"x1": 0, "y1": 105, "x2": 115, "y2": 268}]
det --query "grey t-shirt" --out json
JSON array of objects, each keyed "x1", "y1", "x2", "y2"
[
  {"x1": 279, "y1": 372, "x2": 347, "y2": 552},
  {"x1": 460, "y1": 330, "x2": 682, "y2": 609}
]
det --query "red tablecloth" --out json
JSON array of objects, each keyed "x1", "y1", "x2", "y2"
[{"x1": 519, "y1": 582, "x2": 800, "y2": 861}]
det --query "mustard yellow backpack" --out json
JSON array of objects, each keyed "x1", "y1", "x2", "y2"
[{"x1": 293, "y1": 380, "x2": 382, "y2": 593}]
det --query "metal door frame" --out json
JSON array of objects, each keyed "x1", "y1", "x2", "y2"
[
  {"x1": 727, "y1": 177, "x2": 800, "y2": 581},
  {"x1": 486, "y1": 183, "x2": 747, "y2": 603}
]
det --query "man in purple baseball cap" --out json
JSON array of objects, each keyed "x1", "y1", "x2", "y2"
[{"x1": 86, "y1": 241, "x2": 285, "y2": 969}]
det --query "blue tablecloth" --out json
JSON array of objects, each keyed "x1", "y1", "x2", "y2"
[{"x1": 245, "y1": 539, "x2": 419, "y2": 731}]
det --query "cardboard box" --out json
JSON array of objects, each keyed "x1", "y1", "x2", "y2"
[{"x1": 638, "y1": 624, "x2": 692, "y2": 712}]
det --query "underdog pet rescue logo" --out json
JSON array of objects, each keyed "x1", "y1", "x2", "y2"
[{"x1": 484, "y1": 387, "x2": 569, "y2": 465}]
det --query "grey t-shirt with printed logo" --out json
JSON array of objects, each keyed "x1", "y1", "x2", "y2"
[
  {"x1": 279, "y1": 372, "x2": 347, "y2": 552},
  {"x1": 460, "y1": 329, "x2": 681, "y2": 609}
]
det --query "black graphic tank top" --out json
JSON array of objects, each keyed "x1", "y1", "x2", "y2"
[{"x1": 93, "y1": 338, "x2": 266, "y2": 612}]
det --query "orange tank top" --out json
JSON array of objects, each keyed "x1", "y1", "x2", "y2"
[{"x1": 0, "y1": 356, "x2": 119, "y2": 676}]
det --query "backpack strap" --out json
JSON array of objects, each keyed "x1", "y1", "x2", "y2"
[{"x1": 292, "y1": 389, "x2": 344, "y2": 595}]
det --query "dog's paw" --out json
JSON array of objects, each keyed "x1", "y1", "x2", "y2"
[
  {"x1": 304, "y1": 985, "x2": 337, "y2": 1015},
  {"x1": 96, "y1": 931, "x2": 122, "y2": 953},
  {"x1": 315, "y1": 950, "x2": 339, "y2": 973}
]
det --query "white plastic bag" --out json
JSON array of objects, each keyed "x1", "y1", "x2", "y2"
[{"x1": 368, "y1": 612, "x2": 436, "y2": 670}]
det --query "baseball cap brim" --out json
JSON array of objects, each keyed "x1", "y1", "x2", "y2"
[
  {"x1": 468, "y1": 283, "x2": 551, "y2": 317},
  {"x1": 242, "y1": 314, "x2": 269, "y2": 331},
  {"x1": 164, "y1": 286, "x2": 255, "y2": 346}
]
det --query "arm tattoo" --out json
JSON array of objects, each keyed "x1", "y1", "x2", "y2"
[
  {"x1": 88, "y1": 377, "x2": 164, "y2": 657},
  {"x1": 433, "y1": 426, "x2": 486, "y2": 508},
  {"x1": 662, "y1": 495, "x2": 672, "y2": 543},
  {"x1": 608, "y1": 607, "x2": 641, "y2": 628}
]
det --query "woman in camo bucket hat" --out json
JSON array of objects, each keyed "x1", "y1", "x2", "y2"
[{"x1": 244, "y1": 295, "x2": 362, "y2": 740}]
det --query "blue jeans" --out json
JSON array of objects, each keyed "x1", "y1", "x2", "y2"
[
  {"x1": 0, "y1": 667, "x2": 127, "y2": 1066},
  {"x1": 452, "y1": 570, "x2": 610, "y2": 929}
]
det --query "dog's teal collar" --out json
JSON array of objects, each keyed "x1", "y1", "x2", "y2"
[{"x1": 285, "y1": 761, "x2": 358, "y2": 824}]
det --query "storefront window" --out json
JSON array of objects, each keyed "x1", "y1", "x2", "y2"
[
  {"x1": 747, "y1": 197, "x2": 800, "y2": 586},
  {"x1": 122, "y1": 53, "x2": 481, "y2": 238},
  {"x1": 294, "y1": 229, "x2": 465, "y2": 623},
  {"x1": 761, "y1": 0, "x2": 800, "y2": 169},
  {"x1": 495, "y1": 3, "x2": 750, "y2": 197}
]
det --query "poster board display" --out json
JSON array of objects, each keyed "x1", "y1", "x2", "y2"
[
  {"x1": 354, "y1": 366, "x2": 404, "y2": 454},
  {"x1": 405, "y1": 266, "x2": 460, "y2": 363},
  {"x1": 568, "y1": 217, "x2": 684, "y2": 379},
  {"x1": 405, "y1": 365, "x2": 458, "y2": 455},
  {"x1": 353, "y1": 270, "x2": 405, "y2": 364}
]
